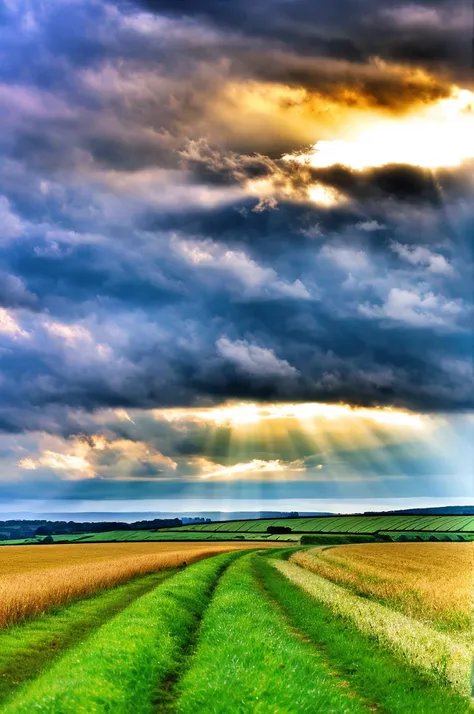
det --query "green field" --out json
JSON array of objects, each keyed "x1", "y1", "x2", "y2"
[
  {"x1": 0, "y1": 542, "x2": 471, "y2": 713},
  {"x1": 0, "y1": 530, "x2": 300, "y2": 546},
  {"x1": 2, "y1": 514, "x2": 474, "y2": 546},
  {"x1": 177, "y1": 514, "x2": 474, "y2": 533}
]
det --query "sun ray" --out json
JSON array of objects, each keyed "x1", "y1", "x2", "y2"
[{"x1": 283, "y1": 87, "x2": 474, "y2": 172}]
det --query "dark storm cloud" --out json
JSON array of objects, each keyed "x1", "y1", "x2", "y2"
[
  {"x1": 131, "y1": 0, "x2": 471, "y2": 81},
  {"x1": 0, "y1": 0, "x2": 471, "y2": 450},
  {"x1": 179, "y1": 140, "x2": 449, "y2": 207}
]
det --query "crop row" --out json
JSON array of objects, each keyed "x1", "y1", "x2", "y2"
[{"x1": 177, "y1": 514, "x2": 474, "y2": 533}]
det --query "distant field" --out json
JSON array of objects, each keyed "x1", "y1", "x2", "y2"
[
  {"x1": 2, "y1": 514, "x2": 474, "y2": 547},
  {"x1": 66, "y1": 530, "x2": 298, "y2": 543},
  {"x1": 0, "y1": 541, "x2": 276, "y2": 628},
  {"x1": 0, "y1": 530, "x2": 300, "y2": 546},
  {"x1": 177, "y1": 514, "x2": 474, "y2": 533}
]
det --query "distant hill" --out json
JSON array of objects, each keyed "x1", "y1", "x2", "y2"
[
  {"x1": 0, "y1": 511, "x2": 309, "y2": 541},
  {"x1": 364, "y1": 506, "x2": 474, "y2": 516},
  {"x1": 0, "y1": 510, "x2": 312, "y2": 523}
]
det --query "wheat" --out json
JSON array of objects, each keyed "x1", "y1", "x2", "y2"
[
  {"x1": 275, "y1": 559, "x2": 472, "y2": 695},
  {"x1": 293, "y1": 543, "x2": 473, "y2": 632},
  {"x1": 0, "y1": 542, "x2": 268, "y2": 628}
]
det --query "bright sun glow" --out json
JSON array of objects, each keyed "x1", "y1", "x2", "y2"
[
  {"x1": 199, "y1": 458, "x2": 295, "y2": 480},
  {"x1": 154, "y1": 402, "x2": 426, "y2": 429},
  {"x1": 283, "y1": 88, "x2": 474, "y2": 171},
  {"x1": 307, "y1": 184, "x2": 344, "y2": 206}
]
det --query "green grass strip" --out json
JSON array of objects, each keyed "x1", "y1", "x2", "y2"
[
  {"x1": 256, "y1": 556, "x2": 472, "y2": 714},
  {"x1": 275, "y1": 559, "x2": 472, "y2": 696},
  {"x1": 174, "y1": 553, "x2": 369, "y2": 713},
  {"x1": 2, "y1": 551, "x2": 241, "y2": 714},
  {"x1": 0, "y1": 569, "x2": 177, "y2": 705}
]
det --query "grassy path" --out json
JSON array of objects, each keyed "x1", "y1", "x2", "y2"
[
  {"x1": 173, "y1": 553, "x2": 370, "y2": 713},
  {"x1": 153, "y1": 559, "x2": 228, "y2": 712},
  {"x1": 1, "y1": 551, "x2": 242, "y2": 714},
  {"x1": 275, "y1": 559, "x2": 472, "y2": 696},
  {"x1": 256, "y1": 556, "x2": 472, "y2": 714},
  {"x1": 0, "y1": 569, "x2": 178, "y2": 706}
]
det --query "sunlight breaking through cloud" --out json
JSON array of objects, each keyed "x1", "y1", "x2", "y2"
[
  {"x1": 283, "y1": 88, "x2": 474, "y2": 170},
  {"x1": 153, "y1": 402, "x2": 427, "y2": 429}
]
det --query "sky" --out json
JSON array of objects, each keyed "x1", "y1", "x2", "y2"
[{"x1": 0, "y1": 0, "x2": 473, "y2": 516}]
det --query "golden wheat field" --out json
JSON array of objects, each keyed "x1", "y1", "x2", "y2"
[
  {"x1": 293, "y1": 542, "x2": 474, "y2": 632},
  {"x1": 0, "y1": 541, "x2": 274, "y2": 628}
]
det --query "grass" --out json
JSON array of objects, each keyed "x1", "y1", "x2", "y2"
[
  {"x1": 255, "y1": 555, "x2": 472, "y2": 714},
  {"x1": 0, "y1": 569, "x2": 178, "y2": 705},
  {"x1": 275, "y1": 559, "x2": 472, "y2": 695},
  {"x1": 174, "y1": 553, "x2": 369, "y2": 713},
  {"x1": 0, "y1": 541, "x2": 267, "y2": 628},
  {"x1": 293, "y1": 543, "x2": 473, "y2": 632},
  {"x1": 1, "y1": 551, "x2": 243, "y2": 713}
]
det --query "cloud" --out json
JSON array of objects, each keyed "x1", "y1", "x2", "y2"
[
  {"x1": 359, "y1": 287, "x2": 464, "y2": 328},
  {"x1": 18, "y1": 437, "x2": 95, "y2": 478},
  {"x1": 198, "y1": 457, "x2": 305, "y2": 480},
  {"x1": 18, "y1": 433, "x2": 177, "y2": 481},
  {"x1": 174, "y1": 236, "x2": 311, "y2": 299},
  {"x1": 321, "y1": 245, "x2": 370, "y2": 272},
  {"x1": 356, "y1": 220, "x2": 385, "y2": 232},
  {"x1": 0, "y1": 274, "x2": 37, "y2": 309},
  {"x1": 0, "y1": 308, "x2": 28, "y2": 340},
  {"x1": 216, "y1": 338, "x2": 298, "y2": 379},
  {"x1": 0, "y1": 0, "x2": 471, "y2": 510},
  {"x1": 0, "y1": 0, "x2": 470, "y2": 453},
  {"x1": 390, "y1": 241, "x2": 455, "y2": 275},
  {"x1": 0, "y1": 197, "x2": 23, "y2": 240}
]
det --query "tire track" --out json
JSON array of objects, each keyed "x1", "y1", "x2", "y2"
[
  {"x1": 252, "y1": 556, "x2": 377, "y2": 712},
  {"x1": 0, "y1": 569, "x2": 177, "y2": 706},
  {"x1": 153, "y1": 552, "x2": 248, "y2": 712}
]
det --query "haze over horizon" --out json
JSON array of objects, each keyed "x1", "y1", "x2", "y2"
[{"x1": 0, "y1": 0, "x2": 472, "y2": 514}]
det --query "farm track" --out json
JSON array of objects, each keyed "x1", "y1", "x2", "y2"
[
  {"x1": 155, "y1": 550, "x2": 364, "y2": 713},
  {"x1": 153, "y1": 555, "x2": 242, "y2": 712},
  {"x1": 0, "y1": 569, "x2": 177, "y2": 706},
  {"x1": 172, "y1": 553, "x2": 369, "y2": 713},
  {"x1": 0, "y1": 551, "x2": 244, "y2": 714},
  {"x1": 250, "y1": 555, "x2": 374, "y2": 711},
  {"x1": 275, "y1": 558, "x2": 472, "y2": 696},
  {"x1": 256, "y1": 556, "x2": 472, "y2": 714}
]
